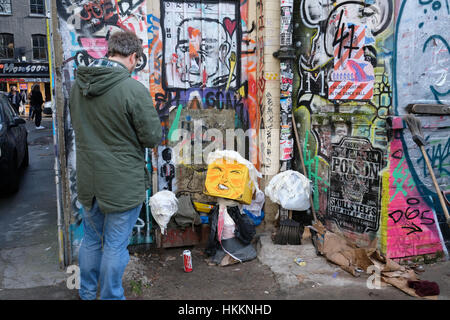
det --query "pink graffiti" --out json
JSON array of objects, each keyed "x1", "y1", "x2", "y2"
[
  {"x1": 387, "y1": 137, "x2": 444, "y2": 259},
  {"x1": 79, "y1": 38, "x2": 108, "y2": 59}
]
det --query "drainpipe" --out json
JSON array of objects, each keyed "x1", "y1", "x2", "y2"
[
  {"x1": 46, "y1": 0, "x2": 65, "y2": 269},
  {"x1": 145, "y1": 148, "x2": 153, "y2": 244},
  {"x1": 273, "y1": 0, "x2": 295, "y2": 222},
  {"x1": 53, "y1": 101, "x2": 65, "y2": 269}
]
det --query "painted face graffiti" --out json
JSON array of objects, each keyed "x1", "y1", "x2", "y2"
[
  {"x1": 173, "y1": 18, "x2": 232, "y2": 87},
  {"x1": 162, "y1": 1, "x2": 239, "y2": 89}
]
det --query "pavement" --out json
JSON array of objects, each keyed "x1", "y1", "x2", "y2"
[
  {"x1": 0, "y1": 116, "x2": 449, "y2": 301},
  {"x1": 0, "y1": 117, "x2": 69, "y2": 296}
]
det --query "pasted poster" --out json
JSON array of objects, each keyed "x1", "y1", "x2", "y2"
[
  {"x1": 161, "y1": 0, "x2": 240, "y2": 89},
  {"x1": 158, "y1": 146, "x2": 177, "y2": 192},
  {"x1": 328, "y1": 19, "x2": 375, "y2": 100},
  {"x1": 328, "y1": 137, "x2": 383, "y2": 233}
]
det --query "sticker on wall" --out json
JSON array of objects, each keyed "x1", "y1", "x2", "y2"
[
  {"x1": 328, "y1": 22, "x2": 374, "y2": 100},
  {"x1": 327, "y1": 137, "x2": 383, "y2": 233}
]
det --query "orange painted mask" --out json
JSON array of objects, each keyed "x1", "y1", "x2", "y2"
[{"x1": 204, "y1": 159, "x2": 254, "y2": 204}]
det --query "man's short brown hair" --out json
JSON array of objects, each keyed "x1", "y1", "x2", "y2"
[{"x1": 107, "y1": 31, "x2": 143, "y2": 59}]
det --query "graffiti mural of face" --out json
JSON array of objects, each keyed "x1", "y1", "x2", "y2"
[{"x1": 174, "y1": 18, "x2": 231, "y2": 87}]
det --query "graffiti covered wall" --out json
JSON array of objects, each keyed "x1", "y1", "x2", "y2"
[
  {"x1": 147, "y1": 0, "x2": 262, "y2": 202},
  {"x1": 292, "y1": 0, "x2": 449, "y2": 260},
  {"x1": 55, "y1": 0, "x2": 273, "y2": 260},
  {"x1": 53, "y1": 0, "x2": 449, "y2": 262}
]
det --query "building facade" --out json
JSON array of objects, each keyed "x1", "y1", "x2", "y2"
[{"x1": 0, "y1": 0, "x2": 51, "y2": 107}]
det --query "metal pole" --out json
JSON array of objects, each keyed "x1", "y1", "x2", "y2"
[
  {"x1": 273, "y1": 0, "x2": 295, "y2": 222},
  {"x1": 45, "y1": 0, "x2": 65, "y2": 269},
  {"x1": 145, "y1": 148, "x2": 153, "y2": 244},
  {"x1": 49, "y1": 0, "x2": 72, "y2": 266}
]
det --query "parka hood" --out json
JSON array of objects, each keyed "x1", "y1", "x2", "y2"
[{"x1": 75, "y1": 65, "x2": 130, "y2": 97}]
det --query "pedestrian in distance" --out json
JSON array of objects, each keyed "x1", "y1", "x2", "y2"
[
  {"x1": 29, "y1": 84, "x2": 44, "y2": 129},
  {"x1": 7, "y1": 86, "x2": 24, "y2": 115},
  {"x1": 27, "y1": 90, "x2": 34, "y2": 121},
  {"x1": 19, "y1": 89, "x2": 27, "y2": 115},
  {"x1": 69, "y1": 30, "x2": 162, "y2": 300}
]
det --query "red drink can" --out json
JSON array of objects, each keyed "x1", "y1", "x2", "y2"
[{"x1": 183, "y1": 250, "x2": 193, "y2": 272}]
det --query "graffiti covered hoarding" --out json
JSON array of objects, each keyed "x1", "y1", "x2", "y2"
[{"x1": 293, "y1": 0, "x2": 393, "y2": 248}]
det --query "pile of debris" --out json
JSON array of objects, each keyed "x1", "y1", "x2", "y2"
[
  {"x1": 307, "y1": 221, "x2": 440, "y2": 299},
  {"x1": 123, "y1": 254, "x2": 153, "y2": 289}
]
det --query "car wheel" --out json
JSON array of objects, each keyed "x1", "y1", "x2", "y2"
[{"x1": 22, "y1": 143, "x2": 29, "y2": 168}]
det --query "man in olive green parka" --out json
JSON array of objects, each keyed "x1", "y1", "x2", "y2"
[{"x1": 69, "y1": 31, "x2": 162, "y2": 300}]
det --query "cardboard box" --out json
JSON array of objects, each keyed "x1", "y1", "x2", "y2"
[{"x1": 204, "y1": 159, "x2": 254, "y2": 204}]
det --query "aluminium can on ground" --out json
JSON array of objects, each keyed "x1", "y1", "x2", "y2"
[{"x1": 183, "y1": 249, "x2": 193, "y2": 272}]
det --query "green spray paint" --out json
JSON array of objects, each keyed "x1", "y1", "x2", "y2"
[
  {"x1": 168, "y1": 104, "x2": 183, "y2": 142},
  {"x1": 303, "y1": 130, "x2": 330, "y2": 211},
  {"x1": 390, "y1": 156, "x2": 416, "y2": 202}
]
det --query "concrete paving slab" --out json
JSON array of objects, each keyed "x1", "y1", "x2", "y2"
[
  {"x1": 0, "y1": 243, "x2": 67, "y2": 289},
  {"x1": 257, "y1": 234, "x2": 364, "y2": 289}
]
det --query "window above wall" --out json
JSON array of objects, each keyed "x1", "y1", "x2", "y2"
[
  {"x1": 0, "y1": 34, "x2": 14, "y2": 60},
  {"x1": 30, "y1": 0, "x2": 45, "y2": 16},
  {"x1": 0, "y1": 0, "x2": 12, "y2": 15},
  {"x1": 32, "y1": 34, "x2": 47, "y2": 61}
]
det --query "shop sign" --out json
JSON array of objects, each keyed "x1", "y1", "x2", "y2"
[
  {"x1": 0, "y1": 78, "x2": 49, "y2": 83},
  {"x1": 0, "y1": 62, "x2": 49, "y2": 76}
]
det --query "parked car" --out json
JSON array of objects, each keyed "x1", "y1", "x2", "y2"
[{"x1": 0, "y1": 92, "x2": 29, "y2": 193}]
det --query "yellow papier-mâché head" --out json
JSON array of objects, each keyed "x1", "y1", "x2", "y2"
[{"x1": 204, "y1": 159, "x2": 254, "y2": 204}]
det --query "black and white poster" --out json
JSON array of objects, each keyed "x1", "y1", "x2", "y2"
[{"x1": 327, "y1": 137, "x2": 383, "y2": 233}]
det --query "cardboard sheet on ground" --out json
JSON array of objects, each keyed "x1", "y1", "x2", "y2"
[{"x1": 308, "y1": 222, "x2": 438, "y2": 299}]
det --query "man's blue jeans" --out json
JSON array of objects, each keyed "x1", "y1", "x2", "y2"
[{"x1": 79, "y1": 199, "x2": 142, "y2": 300}]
